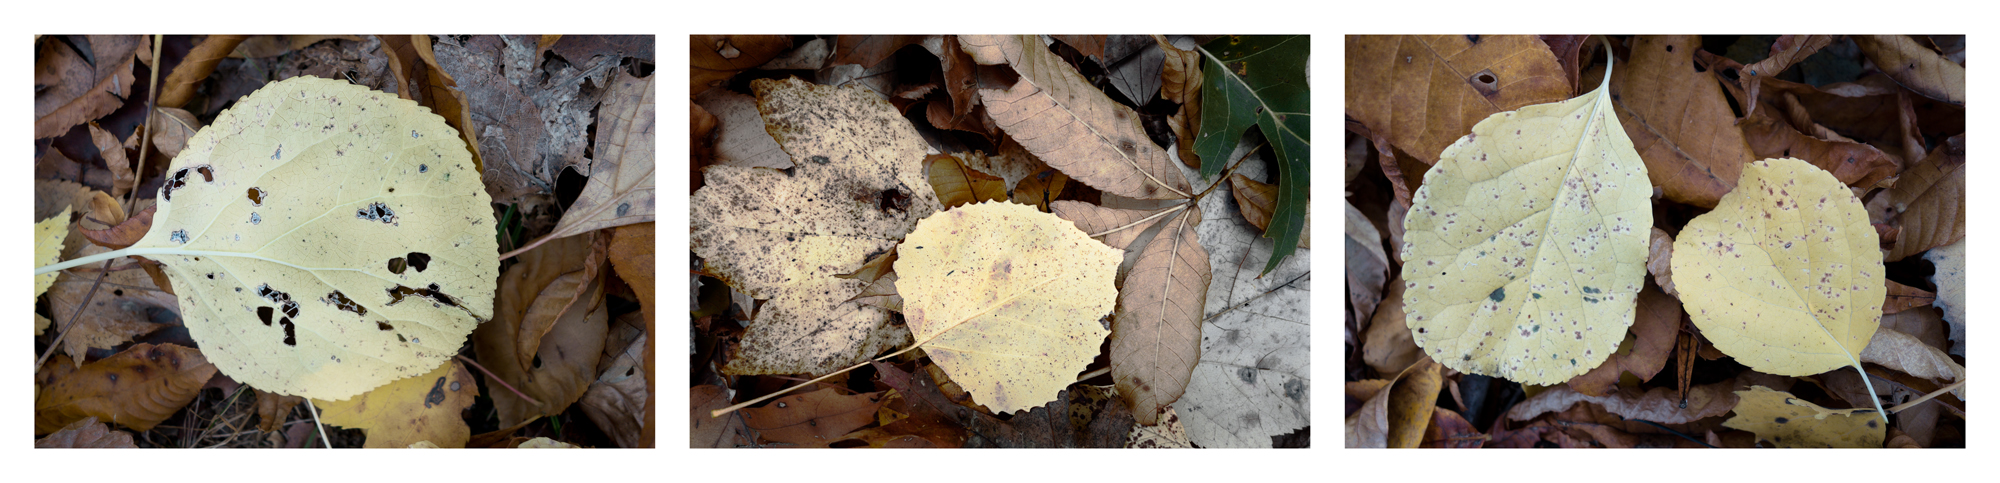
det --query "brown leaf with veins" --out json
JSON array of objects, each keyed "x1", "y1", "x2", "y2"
[
  {"x1": 965, "y1": 35, "x2": 1192, "y2": 200},
  {"x1": 86, "y1": 122, "x2": 136, "y2": 199},
  {"x1": 1112, "y1": 207, "x2": 1210, "y2": 425},
  {"x1": 740, "y1": 388, "x2": 889, "y2": 447},
  {"x1": 253, "y1": 388, "x2": 302, "y2": 433},
  {"x1": 474, "y1": 234, "x2": 609, "y2": 426},
  {"x1": 34, "y1": 417, "x2": 137, "y2": 448},
  {"x1": 406, "y1": 35, "x2": 483, "y2": 174},
  {"x1": 147, "y1": 107, "x2": 203, "y2": 159},
  {"x1": 514, "y1": 232, "x2": 607, "y2": 373},
  {"x1": 1852, "y1": 35, "x2": 1965, "y2": 105},
  {"x1": 553, "y1": 68, "x2": 656, "y2": 237},
  {"x1": 1363, "y1": 276, "x2": 1421, "y2": 376},
  {"x1": 80, "y1": 204, "x2": 153, "y2": 250},
  {"x1": 1009, "y1": 169, "x2": 1069, "y2": 212},
  {"x1": 1720, "y1": 75, "x2": 1897, "y2": 191},
  {"x1": 1345, "y1": 35, "x2": 1571, "y2": 163},
  {"x1": 35, "y1": 36, "x2": 144, "y2": 139},
  {"x1": 1051, "y1": 201, "x2": 1175, "y2": 251},
  {"x1": 926, "y1": 154, "x2": 1008, "y2": 208},
  {"x1": 47, "y1": 243, "x2": 175, "y2": 366},
  {"x1": 1859, "y1": 326, "x2": 1963, "y2": 399},
  {"x1": 312, "y1": 360, "x2": 479, "y2": 448},
  {"x1": 1883, "y1": 281, "x2": 1936, "y2": 314},
  {"x1": 873, "y1": 362, "x2": 1132, "y2": 448},
  {"x1": 35, "y1": 344, "x2": 216, "y2": 434},
  {"x1": 1885, "y1": 134, "x2": 1964, "y2": 261},
  {"x1": 578, "y1": 325, "x2": 648, "y2": 448},
  {"x1": 1509, "y1": 371, "x2": 1786, "y2": 425},
  {"x1": 1346, "y1": 357, "x2": 1441, "y2": 448},
  {"x1": 1737, "y1": 35, "x2": 1835, "y2": 119},
  {"x1": 1609, "y1": 35, "x2": 1756, "y2": 208},
  {"x1": 691, "y1": 385, "x2": 754, "y2": 448},
  {"x1": 1230, "y1": 173, "x2": 1311, "y2": 249},
  {"x1": 1566, "y1": 282, "x2": 1680, "y2": 397}
]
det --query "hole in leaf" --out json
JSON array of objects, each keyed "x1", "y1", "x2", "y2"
[
  {"x1": 258, "y1": 307, "x2": 274, "y2": 326},
  {"x1": 279, "y1": 317, "x2": 296, "y2": 346},
  {"x1": 247, "y1": 187, "x2": 266, "y2": 206},
  {"x1": 324, "y1": 290, "x2": 367, "y2": 316},
  {"x1": 377, "y1": 321, "x2": 394, "y2": 331},
  {"x1": 406, "y1": 252, "x2": 431, "y2": 272},
  {"x1": 388, "y1": 257, "x2": 408, "y2": 274}
]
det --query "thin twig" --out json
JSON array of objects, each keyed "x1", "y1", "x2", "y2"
[
  {"x1": 1887, "y1": 379, "x2": 1966, "y2": 414},
  {"x1": 34, "y1": 260, "x2": 116, "y2": 371},
  {"x1": 304, "y1": 399, "x2": 332, "y2": 448},
  {"x1": 128, "y1": 34, "x2": 161, "y2": 219},
  {"x1": 456, "y1": 355, "x2": 543, "y2": 406}
]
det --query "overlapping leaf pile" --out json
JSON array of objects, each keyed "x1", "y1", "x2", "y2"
[
  {"x1": 32, "y1": 35, "x2": 656, "y2": 448},
  {"x1": 1347, "y1": 35, "x2": 1965, "y2": 448},
  {"x1": 691, "y1": 35, "x2": 1311, "y2": 448}
]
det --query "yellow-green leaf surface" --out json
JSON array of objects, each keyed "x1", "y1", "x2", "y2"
[
  {"x1": 690, "y1": 78, "x2": 941, "y2": 376},
  {"x1": 1671, "y1": 158, "x2": 1883, "y2": 377},
  {"x1": 313, "y1": 359, "x2": 479, "y2": 448},
  {"x1": 896, "y1": 201, "x2": 1120, "y2": 414},
  {"x1": 34, "y1": 206, "x2": 70, "y2": 298},
  {"x1": 1723, "y1": 386, "x2": 1884, "y2": 448},
  {"x1": 78, "y1": 76, "x2": 498, "y2": 401},
  {"x1": 1401, "y1": 48, "x2": 1652, "y2": 385}
]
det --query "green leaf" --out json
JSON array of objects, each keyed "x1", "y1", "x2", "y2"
[{"x1": 1194, "y1": 35, "x2": 1309, "y2": 275}]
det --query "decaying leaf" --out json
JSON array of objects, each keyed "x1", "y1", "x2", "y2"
[
  {"x1": 1126, "y1": 407, "x2": 1192, "y2": 448},
  {"x1": 1111, "y1": 206, "x2": 1210, "y2": 425},
  {"x1": 691, "y1": 78, "x2": 939, "y2": 376},
  {"x1": 1859, "y1": 326, "x2": 1964, "y2": 399},
  {"x1": 1851, "y1": 35, "x2": 1965, "y2": 106},
  {"x1": 926, "y1": 154, "x2": 1008, "y2": 208},
  {"x1": 1925, "y1": 239, "x2": 1964, "y2": 356},
  {"x1": 474, "y1": 234, "x2": 608, "y2": 426},
  {"x1": 35, "y1": 344, "x2": 217, "y2": 434},
  {"x1": 1232, "y1": 174, "x2": 1310, "y2": 249},
  {"x1": 91, "y1": 76, "x2": 498, "y2": 401},
  {"x1": 691, "y1": 36, "x2": 792, "y2": 95},
  {"x1": 47, "y1": 243, "x2": 175, "y2": 366},
  {"x1": 1609, "y1": 35, "x2": 1756, "y2": 208},
  {"x1": 691, "y1": 385, "x2": 753, "y2": 448},
  {"x1": 1646, "y1": 227, "x2": 1677, "y2": 296},
  {"x1": 1346, "y1": 199, "x2": 1387, "y2": 331},
  {"x1": 34, "y1": 36, "x2": 144, "y2": 139},
  {"x1": 1345, "y1": 35, "x2": 1570, "y2": 164},
  {"x1": 896, "y1": 201, "x2": 1120, "y2": 414},
  {"x1": 1049, "y1": 201, "x2": 1173, "y2": 251},
  {"x1": 35, "y1": 206, "x2": 70, "y2": 298},
  {"x1": 1507, "y1": 371, "x2": 1786, "y2": 425},
  {"x1": 1723, "y1": 386, "x2": 1884, "y2": 448},
  {"x1": 34, "y1": 417, "x2": 138, "y2": 448},
  {"x1": 1363, "y1": 277, "x2": 1421, "y2": 376},
  {"x1": 1402, "y1": 45, "x2": 1652, "y2": 385},
  {"x1": 964, "y1": 35, "x2": 1192, "y2": 200},
  {"x1": 253, "y1": 389, "x2": 302, "y2": 433},
  {"x1": 694, "y1": 88, "x2": 790, "y2": 169},
  {"x1": 1885, "y1": 135, "x2": 1964, "y2": 262},
  {"x1": 1671, "y1": 158, "x2": 1883, "y2": 378},
  {"x1": 546, "y1": 68, "x2": 657, "y2": 238},
  {"x1": 740, "y1": 387, "x2": 889, "y2": 447},
  {"x1": 312, "y1": 360, "x2": 479, "y2": 448}
]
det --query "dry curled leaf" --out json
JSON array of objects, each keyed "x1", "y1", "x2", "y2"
[
  {"x1": 1885, "y1": 135, "x2": 1964, "y2": 262},
  {"x1": 1610, "y1": 35, "x2": 1756, "y2": 208},
  {"x1": 474, "y1": 234, "x2": 608, "y2": 427},
  {"x1": 35, "y1": 417, "x2": 138, "y2": 448},
  {"x1": 1345, "y1": 35, "x2": 1571, "y2": 163},
  {"x1": 896, "y1": 201, "x2": 1120, "y2": 414}
]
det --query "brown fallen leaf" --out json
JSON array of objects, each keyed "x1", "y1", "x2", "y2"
[
  {"x1": 1362, "y1": 276, "x2": 1421, "y2": 376},
  {"x1": 35, "y1": 417, "x2": 138, "y2": 448},
  {"x1": 691, "y1": 35, "x2": 791, "y2": 95},
  {"x1": 1420, "y1": 408, "x2": 1484, "y2": 448},
  {"x1": 46, "y1": 243, "x2": 174, "y2": 366},
  {"x1": 965, "y1": 35, "x2": 1192, "y2": 200},
  {"x1": 1112, "y1": 207, "x2": 1210, "y2": 425},
  {"x1": 1885, "y1": 134, "x2": 1964, "y2": 261},
  {"x1": 1345, "y1": 35, "x2": 1570, "y2": 163},
  {"x1": 35, "y1": 344, "x2": 216, "y2": 434},
  {"x1": 146, "y1": 107, "x2": 203, "y2": 159},
  {"x1": 873, "y1": 362, "x2": 1132, "y2": 448},
  {"x1": 515, "y1": 232, "x2": 607, "y2": 373},
  {"x1": 1859, "y1": 326, "x2": 1964, "y2": 399},
  {"x1": 85, "y1": 122, "x2": 136, "y2": 199},
  {"x1": 832, "y1": 35, "x2": 931, "y2": 70},
  {"x1": 1722, "y1": 76, "x2": 1897, "y2": 190},
  {"x1": 1566, "y1": 282, "x2": 1680, "y2": 397},
  {"x1": 691, "y1": 385, "x2": 754, "y2": 448},
  {"x1": 35, "y1": 36, "x2": 145, "y2": 139},
  {"x1": 608, "y1": 222, "x2": 655, "y2": 447},
  {"x1": 1884, "y1": 281, "x2": 1936, "y2": 314},
  {"x1": 1050, "y1": 201, "x2": 1177, "y2": 251},
  {"x1": 1852, "y1": 35, "x2": 1965, "y2": 105},
  {"x1": 79, "y1": 204, "x2": 153, "y2": 250},
  {"x1": 1539, "y1": 35, "x2": 1590, "y2": 94},
  {"x1": 926, "y1": 154, "x2": 1009, "y2": 208},
  {"x1": 740, "y1": 387, "x2": 890, "y2": 447},
  {"x1": 1386, "y1": 359, "x2": 1444, "y2": 448},
  {"x1": 1738, "y1": 35, "x2": 1836, "y2": 119},
  {"x1": 474, "y1": 234, "x2": 609, "y2": 426},
  {"x1": 1125, "y1": 406, "x2": 1192, "y2": 448},
  {"x1": 1344, "y1": 199, "x2": 1386, "y2": 335},
  {"x1": 406, "y1": 35, "x2": 483, "y2": 174},
  {"x1": 1507, "y1": 371, "x2": 1787, "y2": 425},
  {"x1": 1230, "y1": 173, "x2": 1311, "y2": 249},
  {"x1": 157, "y1": 35, "x2": 248, "y2": 109},
  {"x1": 1009, "y1": 168, "x2": 1070, "y2": 212},
  {"x1": 1609, "y1": 35, "x2": 1755, "y2": 208},
  {"x1": 578, "y1": 326, "x2": 648, "y2": 449},
  {"x1": 253, "y1": 388, "x2": 302, "y2": 433},
  {"x1": 312, "y1": 360, "x2": 479, "y2": 448}
]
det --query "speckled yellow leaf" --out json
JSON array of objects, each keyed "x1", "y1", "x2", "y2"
[
  {"x1": 34, "y1": 207, "x2": 70, "y2": 298},
  {"x1": 38, "y1": 76, "x2": 498, "y2": 401},
  {"x1": 313, "y1": 359, "x2": 479, "y2": 448},
  {"x1": 1723, "y1": 386, "x2": 1884, "y2": 448},
  {"x1": 691, "y1": 78, "x2": 941, "y2": 376},
  {"x1": 896, "y1": 201, "x2": 1120, "y2": 414},
  {"x1": 1671, "y1": 158, "x2": 1883, "y2": 377},
  {"x1": 1401, "y1": 47, "x2": 1652, "y2": 385}
]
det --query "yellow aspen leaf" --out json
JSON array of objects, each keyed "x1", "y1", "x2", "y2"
[
  {"x1": 1723, "y1": 386, "x2": 1884, "y2": 448},
  {"x1": 1671, "y1": 158, "x2": 1884, "y2": 378},
  {"x1": 896, "y1": 201, "x2": 1120, "y2": 414},
  {"x1": 1401, "y1": 44, "x2": 1652, "y2": 385},
  {"x1": 34, "y1": 206, "x2": 69, "y2": 298},
  {"x1": 313, "y1": 360, "x2": 479, "y2": 448}
]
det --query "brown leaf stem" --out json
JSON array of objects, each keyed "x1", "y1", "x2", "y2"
[{"x1": 455, "y1": 355, "x2": 544, "y2": 407}]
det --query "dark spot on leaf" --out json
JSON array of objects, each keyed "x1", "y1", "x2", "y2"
[
  {"x1": 279, "y1": 317, "x2": 296, "y2": 346},
  {"x1": 323, "y1": 290, "x2": 367, "y2": 316},
  {"x1": 810, "y1": 155, "x2": 830, "y2": 164},
  {"x1": 616, "y1": 202, "x2": 631, "y2": 216},
  {"x1": 1489, "y1": 287, "x2": 1505, "y2": 302},
  {"x1": 257, "y1": 307, "x2": 274, "y2": 326},
  {"x1": 247, "y1": 187, "x2": 266, "y2": 206},
  {"x1": 1282, "y1": 379, "x2": 1305, "y2": 403},
  {"x1": 388, "y1": 257, "x2": 407, "y2": 274},
  {"x1": 419, "y1": 164, "x2": 429, "y2": 173},
  {"x1": 407, "y1": 252, "x2": 431, "y2": 272},
  {"x1": 424, "y1": 376, "x2": 447, "y2": 408},
  {"x1": 386, "y1": 283, "x2": 460, "y2": 308},
  {"x1": 1775, "y1": 417, "x2": 1789, "y2": 424},
  {"x1": 357, "y1": 202, "x2": 397, "y2": 224},
  {"x1": 1236, "y1": 367, "x2": 1257, "y2": 385}
]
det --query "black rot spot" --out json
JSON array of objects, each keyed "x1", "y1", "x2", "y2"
[
  {"x1": 1489, "y1": 287, "x2": 1505, "y2": 302},
  {"x1": 279, "y1": 317, "x2": 297, "y2": 346},
  {"x1": 424, "y1": 377, "x2": 448, "y2": 408},
  {"x1": 809, "y1": 155, "x2": 831, "y2": 164},
  {"x1": 323, "y1": 290, "x2": 367, "y2": 316}
]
